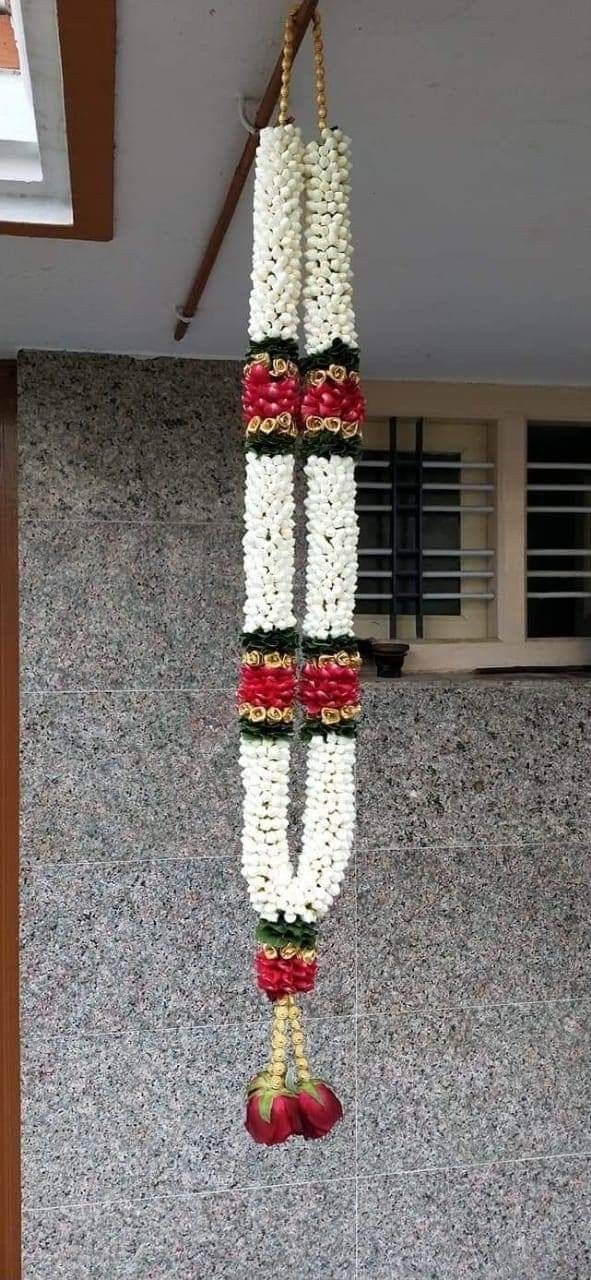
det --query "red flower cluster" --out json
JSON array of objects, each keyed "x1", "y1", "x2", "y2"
[
  {"x1": 238, "y1": 663, "x2": 296, "y2": 710},
  {"x1": 299, "y1": 661, "x2": 360, "y2": 716},
  {"x1": 256, "y1": 948, "x2": 318, "y2": 999},
  {"x1": 242, "y1": 359, "x2": 301, "y2": 424},
  {"x1": 301, "y1": 372, "x2": 365, "y2": 427},
  {"x1": 246, "y1": 1087, "x2": 301, "y2": 1145},
  {"x1": 245, "y1": 1078, "x2": 343, "y2": 1145}
]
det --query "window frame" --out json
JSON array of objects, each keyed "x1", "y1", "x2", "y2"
[
  {"x1": 364, "y1": 380, "x2": 591, "y2": 672},
  {"x1": 0, "y1": 0, "x2": 115, "y2": 241}
]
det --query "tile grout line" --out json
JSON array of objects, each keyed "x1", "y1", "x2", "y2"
[
  {"x1": 22, "y1": 1150, "x2": 591, "y2": 1218},
  {"x1": 23, "y1": 1174, "x2": 357, "y2": 1217}
]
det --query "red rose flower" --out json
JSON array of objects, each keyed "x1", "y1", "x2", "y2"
[
  {"x1": 242, "y1": 362, "x2": 301, "y2": 424},
  {"x1": 301, "y1": 374, "x2": 365, "y2": 428},
  {"x1": 296, "y1": 1080, "x2": 343, "y2": 1140},
  {"x1": 245, "y1": 1087, "x2": 302, "y2": 1145},
  {"x1": 238, "y1": 663, "x2": 296, "y2": 710},
  {"x1": 299, "y1": 662, "x2": 360, "y2": 716},
  {"x1": 256, "y1": 948, "x2": 318, "y2": 999}
]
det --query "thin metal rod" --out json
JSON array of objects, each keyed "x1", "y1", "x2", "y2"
[
  {"x1": 527, "y1": 462, "x2": 591, "y2": 470},
  {"x1": 358, "y1": 547, "x2": 494, "y2": 556},
  {"x1": 528, "y1": 485, "x2": 591, "y2": 492},
  {"x1": 528, "y1": 591, "x2": 591, "y2": 598},
  {"x1": 389, "y1": 417, "x2": 398, "y2": 639},
  {"x1": 422, "y1": 570, "x2": 494, "y2": 578},
  {"x1": 358, "y1": 505, "x2": 494, "y2": 513},
  {"x1": 527, "y1": 506, "x2": 591, "y2": 513},
  {"x1": 421, "y1": 461, "x2": 495, "y2": 470},
  {"x1": 527, "y1": 570, "x2": 591, "y2": 578},
  {"x1": 174, "y1": 0, "x2": 318, "y2": 341},
  {"x1": 422, "y1": 483, "x2": 495, "y2": 491},
  {"x1": 416, "y1": 419, "x2": 424, "y2": 639},
  {"x1": 527, "y1": 549, "x2": 591, "y2": 556}
]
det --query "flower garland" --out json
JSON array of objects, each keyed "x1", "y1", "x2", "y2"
[{"x1": 238, "y1": 11, "x2": 364, "y2": 1146}]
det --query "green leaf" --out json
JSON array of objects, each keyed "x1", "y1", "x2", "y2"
[
  {"x1": 239, "y1": 721, "x2": 293, "y2": 740},
  {"x1": 257, "y1": 1090, "x2": 275, "y2": 1124},
  {"x1": 245, "y1": 436, "x2": 297, "y2": 457},
  {"x1": 300, "y1": 340, "x2": 361, "y2": 375},
  {"x1": 300, "y1": 719, "x2": 358, "y2": 742},
  {"x1": 255, "y1": 915, "x2": 318, "y2": 950},
  {"x1": 301, "y1": 634, "x2": 359, "y2": 658},
  {"x1": 299, "y1": 1080, "x2": 323, "y2": 1103},
  {"x1": 300, "y1": 432, "x2": 363, "y2": 460},
  {"x1": 247, "y1": 337, "x2": 299, "y2": 363},
  {"x1": 241, "y1": 627, "x2": 298, "y2": 654}
]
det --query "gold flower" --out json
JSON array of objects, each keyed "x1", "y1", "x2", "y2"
[
  {"x1": 272, "y1": 357, "x2": 288, "y2": 376},
  {"x1": 320, "y1": 708, "x2": 341, "y2": 725},
  {"x1": 301, "y1": 948, "x2": 317, "y2": 964},
  {"x1": 308, "y1": 369, "x2": 326, "y2": 387},
  {"x1": 341, "y1": 420, "x2": 360, "y2": 438},
  {"x1": 267, "y1": 707, "x2": 283, "y2": 724},
  {"x1": 263, "y1": 945, "x2": 278, "y2": 959},
  {"x1": 282, "y1": 706, "x2": 294, "y2": 723},
  {"x1": 305, "y1": 415, "x2": 323, "y2": 433},
  {"x1": 259, "y1": 417, "x2": 275, "y2": 435},
  {"x1": 250, "y1": 706, "x2": 266, "y2": 723},
  {"x1": 245, "y1": 416, "x2": 261, "y2": 435},
  {"x1": 264, "y1": 651, "x2": 282, "y2": 668},
  {"x1": 243, "y1": 650, "x2": 262, "y2": 667},
  {"x1": 280, "y1": 944, "x2": 297, "y2": 960},
  {"x1": 328, "y1": 363, "x2": 346, "y2": 383},
  {"x1": 341, "y1": 704, "x2": 361, "y2": 720},
  {"x1": 325, "y1": 416, "x2": 341, "y2": 433}
]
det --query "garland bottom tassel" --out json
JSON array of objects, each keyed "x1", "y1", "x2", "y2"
[{"x1": 245, "y1": 995, "x2": 343, "y2": 1144}]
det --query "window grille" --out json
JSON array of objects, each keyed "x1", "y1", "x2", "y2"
[
  {"x1": 356, "y1": 417, "x2": 496, "y2": 641},
  {"x1": 527, "y1": 422, "x2": 591, "y2": 638}
]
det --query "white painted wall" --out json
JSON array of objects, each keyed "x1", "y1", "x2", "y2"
[{"x1": 1, "y1": 0, "x2": 591, "y2": 380}]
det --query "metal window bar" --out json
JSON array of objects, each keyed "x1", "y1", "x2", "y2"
[
  {"x1": 526, "y1": 431, "x2": 591, "y2": 613},
  {"x1": 356, "y1": 425, "x2": 496, "y2": 634}
]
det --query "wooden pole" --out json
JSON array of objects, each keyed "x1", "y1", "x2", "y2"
[{"x1": 174, "y1": 0, "x2": 318, "y2": 342}]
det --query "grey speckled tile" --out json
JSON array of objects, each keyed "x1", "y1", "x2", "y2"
[
  {"x1": 22, "y1": 1018, "x2": 355, "y2": 1208},
  {"x1": 358, "y1": 1157, "x2": 591, "y2": 1279},
  {"x1": 20, "y1": 689, "x2": 240, "y2": 865},
  {"x1": 20, "y1": 519, "x2": 241, "y2": 690},
  {"x1": 21, "y1": 853, "x2": 355, "y2": 1033},
  {"x1": 359, "y1": 681, "x2": 591, "y2": 846},
  {"x1": 23, "y1": 1180, "x2": 356, "y2": 1280},
  {"x1": 357, "y1": 1002, "x2": 591, "y2": 1175},
  {"x1": 18, "y1": 352, "x2": 243, "y2": 523},
  {"x1": 358, "y1": 845, "x2": 590, "y2": 1011}
]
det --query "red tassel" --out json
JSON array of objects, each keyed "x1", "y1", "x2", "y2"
[{"x1": 296, "y1": 1080, "x2": 343, "y2": 1140}]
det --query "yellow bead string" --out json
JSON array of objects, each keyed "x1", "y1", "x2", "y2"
[
  {"x1": 278, "y1": 9, "x2": 296, "y2": 128},
  {"x1": 267, "y1": 995, "x2": 290, "y2": 1088},
  {"x1": 312, "y1": 10, "x2": 328, "y2": 132},
  {"x1": 286, "y1": 996, "x2": 312, "y2": 1083}
]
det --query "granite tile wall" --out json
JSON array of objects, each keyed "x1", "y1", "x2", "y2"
[{"x1": 19, "y1": 352, "x2": 591, "y2": 1279}]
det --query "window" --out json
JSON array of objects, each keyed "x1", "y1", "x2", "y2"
[
  {"x1": 0, "y1": 0, "x2": 71, "y2": 221},
  {"x1": 527, "y1": 423, "x2": 591, "y2": 639},
  {"x1": 0, "y1": 1, "x2": 115, "y2": 240},
  {"x1": 356, "y1": 417, "x2": 496, "y2": 643},
  {"x1": 358, "y1": 384, "x2": 591, "y2": 672}
]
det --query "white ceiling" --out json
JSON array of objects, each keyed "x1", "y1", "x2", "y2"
[{"x1": 2, "y1": 0, "x2": 591, "y2": 381}]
